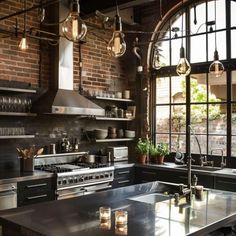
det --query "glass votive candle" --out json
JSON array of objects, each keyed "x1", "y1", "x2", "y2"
[
  {"x1": 99, "y1": 207, "x2": 111, "y2": 222},
  {"x1": 100, "y1": 219, "x2": 111, "y2": 230},
  {"x1": 115, "y1": 210, "x2": 128, "y2": 226}
]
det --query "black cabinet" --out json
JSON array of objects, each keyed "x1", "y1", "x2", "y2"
[
  {"x1": 135, "y1": 167, "x2": 158, "y2": 183},
  {"x1": 17, "y1": 177, "x2": 56, "y2": 207},
  {"x1": 113, "y1": 167, "x2": 134, "y2": 188},
  {"x1": 214, "y1": 177, "x2": 236, "y2": 192}
]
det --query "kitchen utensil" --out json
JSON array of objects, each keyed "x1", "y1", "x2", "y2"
[
  {"x1": 94, "y1": 129, "x2": 108, "y2": 139},
  {"x1": 82, "y1": 154, "x2": 96, "y2": 163}
]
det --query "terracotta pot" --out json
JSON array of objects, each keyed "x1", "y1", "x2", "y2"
[
  {"x1": 137, "y1": 154, "x2": 147, "y2": 164},
  {"x1": 156, "y1": 155, "x2": 165, "y2": 165}
]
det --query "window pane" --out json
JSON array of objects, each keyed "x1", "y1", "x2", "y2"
[
  {"x1": 231, "y1": 31, "x2": 236, "y2": 58},
  {"x1": 190, "y1": 2, "x2": 206, "y2": 34},
  {"x1": 171, "y1": 38, "x2": 184, "y2": 66},
  {"x1": 171, "y1": 76, "x2": 186, "y2": 103},
  {"x1": 208, "y1": 135, "x2": 226, "y2": 156},
  {"x1": 156, "y1": 77, "x2": 170, "y2": 104},
  {"x1": 231, "y1": 1, "x2": 236, "y2": 27},
  {"x1": 208, "y1": 72, "x2": 226, "y2": 102},
  {"x1": 232, "y1": 71, "x2": 236, "y2": 101},
  {"x1": 156, "y1": 106, "x2": 169, "y2": 133},
  {"x1": 170, "y1": 12, "x2": 185, "y2": 38},
  {"x1": 190, "y1": 74, "x2": 207, "y2": 103},
  {"x1": 209, "y1": 104, "x2": 226, "y2": 135},
  {"x1": 207, "y1": 0, "x2": 226, "y2": 30},
  {"x1": 158, "y1": 40, "x2": 170, "y2": 66},
  {"x1": 156, "y1": 134, "x2": 169, "y2": 144},
  {"x1": 191, "y1": 134, "x2": 207, "y2": 155},
  {"x1": 232, "y1": 105, "x2": 236, "y2": 135},
  {"x1": 191, "y1": 104, "x2": 207, "y2": 125},
  {"x1": 171, "y1": 105, "x2": 186, "y2": 133},
  {"x1": 232, "y1": 136, "x2": 236, "y2": 157},
  {"x1": 171, "y1": 134, "x2": 186, "y2": 153},
  {"x1": 190, "y1": 35, "x2": 206, "y2": 63},
  {"x1": 208, "y1": 31, "x2": 226, "y2": 61}
]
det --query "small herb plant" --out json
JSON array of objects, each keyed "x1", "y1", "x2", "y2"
[
  {"x1": 156, "y1": 143, "x2": 170, "y2": 157},
  {"x1": 136, "y1": 138, "x2": 150, "y2": 155}
]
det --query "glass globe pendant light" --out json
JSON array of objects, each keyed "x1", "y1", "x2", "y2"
[
  {"x1": 62, "y1": 0, "x2": 87, "y2": 42},
  {"x1": 176, "y1": 0, "x2": 191, "y2": 77},
  {"x1": 19, "y1": 0, "x2": 29, "y2": 50},
  {"x1": 107, "y1": 1, "x2": 126, "y2": 57},
  {"x1": 209, "y1": 0, "x2": 224, "y2": 77}
]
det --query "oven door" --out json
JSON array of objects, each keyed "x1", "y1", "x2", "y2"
[{"x1": 56, "y1": 182, "x2": 112, "y2": 200}]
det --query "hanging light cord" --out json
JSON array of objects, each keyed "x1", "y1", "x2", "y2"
[
  {"x1": 181, "y1": 0, "x2": 184, "y2": 47},
  {"x1": 115, "y1": 0, "x2": 119, "y2": 16},
  {"x1": 214, "y1": 0, "x2": 217, "y2": 51},
  {"x1": 23, "y1": 0, "x2": 26, "y2": 35}
]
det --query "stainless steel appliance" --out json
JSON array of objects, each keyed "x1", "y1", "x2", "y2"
[
  {"x1": 34, "y1": 153, "x2": 114, "y2": 200},
  {"x1": 107, "y1": 146, "x2": 128, "y2": 162},
  {"x1": 0, "y1": 183, "x2": 17, "y2": 210}
]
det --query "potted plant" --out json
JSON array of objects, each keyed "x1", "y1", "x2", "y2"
[
  {"x1": 155, "y1": 143, "x2": 170, "y2": 165},
  {"x1": 136, "y1": 138, "x2": 150, "y2": 164},
  {"x1": 149, "y1": 143, "x2": 158, "y2": 163}
]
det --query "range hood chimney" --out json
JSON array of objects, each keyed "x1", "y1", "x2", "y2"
[{"x1": 33, "y1": 1, "x2": 105, "y2": 116}]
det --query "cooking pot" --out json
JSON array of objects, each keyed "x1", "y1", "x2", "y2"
[{"x1": 81, "y1": 154, "x2": 96, "y2": 163}]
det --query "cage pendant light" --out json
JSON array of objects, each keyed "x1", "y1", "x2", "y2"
[
  {"x1": 209, "y1": 0, "x2": 224, "y2": 77},
  {"x1": 176, "y1": 0, "x2": 191, "y2": 77},
  {"x1": 107, "y1": 0, "x2": 126, "y2": 57},
  {"x1": 19, "y1": 0, "x2": 29, "y2": 50}
]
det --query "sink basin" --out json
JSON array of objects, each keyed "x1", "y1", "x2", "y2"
[
  {"x1": 178, "y1": 165, "x2": 221, "y2": 172},
  {"x1": 128, "y1": 193, "x2": 170, "y2": 205}
]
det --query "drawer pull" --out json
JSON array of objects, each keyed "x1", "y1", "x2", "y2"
[
  {"x1": 26, "y1": 183, "x2": 47, "y2": 189},
  {"x1": 26, "y1": 194, "x2": 47, "y2": 200},
  {"x1": 118, "y1": 171, "x2": 130, "y2": 175},
  {"x1": 217, "y1": 180, "x2": 236, "y2": 185},
  {"x1": 118, "y1": 180, "x2": 130, "y2": 184},
  {"x1": 142, "y1": 171, "x2": 156, "y2": 175}
]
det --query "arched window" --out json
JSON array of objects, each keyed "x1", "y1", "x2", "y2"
[{"x1": 150, "y1": 0, "x2": 236, "y2": 159}]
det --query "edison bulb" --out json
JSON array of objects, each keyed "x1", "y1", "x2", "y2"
[
  {"x1": 19, "y1": 36, "x2": 29, "y2": 50},
  {"x1": 107, "y1": 31, "x2": 126, "y2": 57},
  {"x1": 62, "y1": 14, "x2": 87, "y2": 42},
  {"x1": 209, "y1": 50, "x2": 224, "y2": 77},
  {"x1": 176, "y1": 46, "x2": 191, "y2": 76}
]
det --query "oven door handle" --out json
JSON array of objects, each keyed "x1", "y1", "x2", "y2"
[{"x1": 57, "y1": 188, "x2": 87, "y2": 198}]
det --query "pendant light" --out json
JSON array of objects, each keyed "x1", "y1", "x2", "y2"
[
  {"x1": 19, "y1": 0, "x2": 29, "y2": 50},
  {"x1": 209, "y1": 0, "x2": 224, "y2": 77},
  {"x1": 176, "y1": 0, "x2": 191, "y2": 77},
  {"x1": 62, "y1": 0, "x2": 87, "y2": 42},
  {"x1": 107, "y1": 0, "x2": 126, "y2": 57}
]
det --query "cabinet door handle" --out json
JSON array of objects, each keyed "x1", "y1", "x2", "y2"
[
  {"x1": 142, "y1": 171, "x2": 156, "y2": 175},
  {"x1": 118, "y1": 171, "x2": 130, "y2": 175},
  {"x1": 26, "y1": 183, "x2": 47, "y2": 188},
  {"x1": 118, "y1": 180, "x2": 130, "y2": 184},
  {"x1": 217, "y1": 180, "x2": 236, "y2": 185},
  {"x1": 26, "y1": 194, "x2": 47, "y2": 200}
]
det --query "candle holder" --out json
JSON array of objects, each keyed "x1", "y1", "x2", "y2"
[
  {"x1": 115, "y1": 224, "x2": 128, "y2": 235},
  {"x1": 100, "y1": 219, "x2": 111, "y2": 230},
  {"x1": 99, "y1": 206, "x2": 111, "y2": 222},
  {"x1": 115, "y1": 210, "x2": 128, "y2": 226}
]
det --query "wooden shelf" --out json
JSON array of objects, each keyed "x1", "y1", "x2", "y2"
[
  {"x1": 0, "y1": 135, "x2": 35, "y2": 139},
  {"x1": 95, "y1": 117, "x2": 134, "y2": 121},
  {"x1": 0, "y1": 112, "x2": 37, "y2": 117},
  {"x1": 95, "y1": 138, "x2": 135, "y2": 143},
  {"x1": 0, "y1": 87, "x2": 36, "y2": 93}
]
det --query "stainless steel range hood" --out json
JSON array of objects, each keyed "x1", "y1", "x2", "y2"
[{"x1": 33, "y1": 1, "x2": 105, "y2": 116}]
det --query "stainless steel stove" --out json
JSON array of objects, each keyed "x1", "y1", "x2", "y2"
[{"x1": 34, "y1": 152, "x2": 114, "y2": 200}]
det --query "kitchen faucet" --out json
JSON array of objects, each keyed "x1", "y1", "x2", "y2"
[
  {"x1": 188, "y1": 125, "x2": 213, "y2": 167},
  {"x1": 210, "y1": 148, "x2": 225, "y2": 168}
]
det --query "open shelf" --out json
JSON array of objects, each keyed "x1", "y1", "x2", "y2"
[
  {"x1": 0, "y1": 135, "x2": 35, "y2": 139},
  {"x1": 95, "y1": 138, "x2": 135, "y2": 143},
  {"x1": 89, "y1": 96, "x2": 134, "y2": 103},
  {"x1": 95, "y1": 117, "x2": 134, "y2": 121},
  {"x1": 0, "y1": 87, "x2": 36, "y2": 93},
  {"x1": 0, "y1": 112, "x2": 37, "y2": 117}
]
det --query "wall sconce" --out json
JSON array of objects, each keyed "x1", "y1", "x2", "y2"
[
  {"x1": 62, "y1": 0, "x2": 87, "y2": 42},
  {"x1": 19, "y1": 0, "x2": 29, "y2": 51},
  {"x1": 176, "y1": 0, "x2": 191, "y2": 77},
  {"x1": 107, "y1": 1, "x2": 126, "y2": 57},
  {"x1": 209, "y1": 0, "x2": 224, "y2": 77}
]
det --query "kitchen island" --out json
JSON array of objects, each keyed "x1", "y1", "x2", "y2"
[{"x1": 0, "y1": 181, "x2": 236, "y2": 236}]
